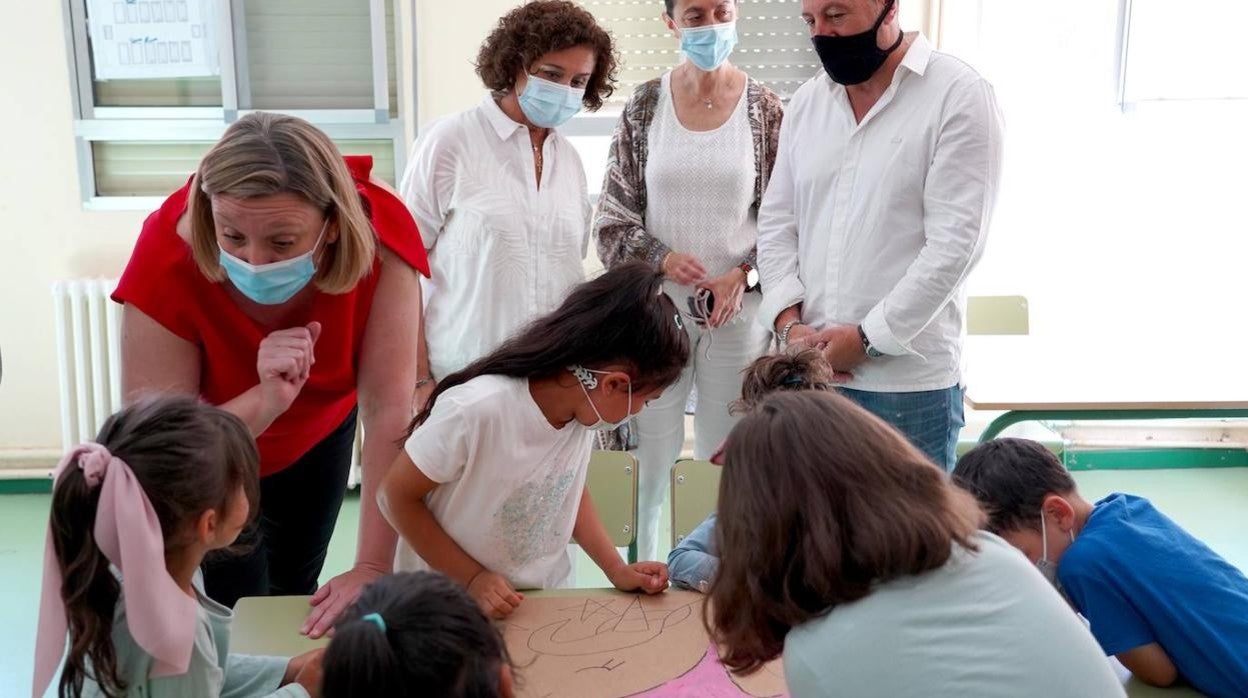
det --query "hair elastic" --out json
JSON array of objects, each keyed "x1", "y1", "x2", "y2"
[{"x1": 361, "y1": 612, "x2": 387, "y2": 633}]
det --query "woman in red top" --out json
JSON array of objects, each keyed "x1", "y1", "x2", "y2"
[{"x1": 113, "y1": 112, "x2": 430, "y2": 638}]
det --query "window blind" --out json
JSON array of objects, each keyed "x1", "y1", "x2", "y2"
[
  {"x1": 242, "y1": 0, "x2": 397, "y2": 111},
  {"x1": 581, "y1": 0, "x2": 821, "y2": 106},
  {"x1": 94, "y1": 77, "x2": 223, "y2": 107},
  {"x1": 84, "y1": 1, "x2": 397, "y2": 109},
  {"x1": 93, "y1": 139, "x2": 397, "y2": 196},
  {"x1": 80, "y1": 0, "x2": 399, "y2": 197}
]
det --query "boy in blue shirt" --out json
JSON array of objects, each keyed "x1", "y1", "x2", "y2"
[{"x1": 953, "y1": 438, "x2": 1248, "y2": 697}]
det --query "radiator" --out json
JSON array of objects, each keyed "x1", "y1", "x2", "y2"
[
  {"x1": 52, "y1": 278, "x2": 363, "y2": 486},
  {"x1": 52, "y1": 279, "x2": 122, "y2": 450}
]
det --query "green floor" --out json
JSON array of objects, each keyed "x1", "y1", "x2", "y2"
[{"x1": 5, "y1": 468, "x2": 1248, "y2": 694}]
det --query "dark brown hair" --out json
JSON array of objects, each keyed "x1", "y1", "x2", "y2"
[
  {"x1": 50, "y1": 396, "x2": 259, "y2": 697},
  {"x1": 952, "y1": 438, "x2": 1076, "y2": 535},
  {"x1": 730, "y1": 347, "x2": 835, "y2": 415},
  {"x1": 407, "y1": 262, "x2": 690, "y2": 436},
  {"x1": 323, "y1": 572, "x2": 511, "y2": 697},
  {"x1": 475, "y1": 0, "x2": 618, "y2": 111},
  {"x1": 707, "y1": 391, "x2": 985, "y2": 674}
]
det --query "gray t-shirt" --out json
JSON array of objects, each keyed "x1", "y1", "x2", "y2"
[{"x1": 783, "y1": 532, "x2": 1125, "y2": 698}]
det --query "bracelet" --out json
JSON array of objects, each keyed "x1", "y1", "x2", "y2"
[
  {"x1": 779, "y1": 320, "x2": 799, "y2": 347},
  {"x1": 659, "y1": 251, "x2": 673, "y2": 275}
]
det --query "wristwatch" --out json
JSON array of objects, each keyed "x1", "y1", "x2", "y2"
[
  {"x1": 739, "y1": 262, "x2": 760, "y2": 292},
  {"x1": 858, "y1": 325, "x2": 884, "y2": 358}
]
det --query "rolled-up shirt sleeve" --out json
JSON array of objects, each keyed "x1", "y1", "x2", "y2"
[{"x1": 861, "y1": 76, "x2": 1003, "y2": 356}]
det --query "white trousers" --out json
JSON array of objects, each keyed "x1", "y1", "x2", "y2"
[{"x1": 632, "y1": 293, "x2": 769, "y2": 562}]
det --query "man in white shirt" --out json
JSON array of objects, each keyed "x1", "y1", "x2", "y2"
[{"x1": 757, "y1": 0, "x2": 1003, "y2": 470}]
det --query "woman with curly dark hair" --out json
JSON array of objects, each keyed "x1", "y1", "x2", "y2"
[{"x1": 399, "y1": 1, "x2": 618, "y2": 391}]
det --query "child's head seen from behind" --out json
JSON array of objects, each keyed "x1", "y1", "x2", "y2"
[
  {"x1": 709, "y1": 391, "x2": 984, "y2": 673},
  {"x1": 952, "y1": 438, "x2": 1083, "y2": 568},
  {"x1": 703, "y1": 347, "x2": 836, "y2": 464},
  {"x1": 45, "y1": 395, "x2": 259, "y2": 697},
  {"x1": 733, "y1": 347, "x2": 835, "y2": 415},
  {"x1": 323, "y1": 571, "x2": 513, "y2": 698}
]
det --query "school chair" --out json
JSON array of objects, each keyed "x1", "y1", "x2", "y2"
[
  {"x1": 670, "y1": 458, "x2": 721, "y2": 549},
  {"x1": 966, "y1": 294, "x2": 1030, "y2": 335},
  {"x1": 586, "y1": 450, "x2": 640, "y2": 563}
]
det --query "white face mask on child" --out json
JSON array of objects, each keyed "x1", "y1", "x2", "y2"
[
  {"x1": 1036, "y1": 513, "x2": 1074, "y2": 588},
  {"x1": 569, "y1": 365, "x2": 632, "y2": 431}
]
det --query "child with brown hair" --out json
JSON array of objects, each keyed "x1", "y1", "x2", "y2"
[
  {"x1": 954, "y1": 438, "x2": 1248, "y2": 694},
  {"x1": 667, "y1": 348, "x2": 833, "y2": 591},
  {"x1": 322, "y1": 571, "x2": 513, "y2": 698},
  {"x1": 708, "y1": 391, "x2": 1125, "y2": 697},
  {"x1": 33, "y1": 396, "x2": 322, "y2": 698}
]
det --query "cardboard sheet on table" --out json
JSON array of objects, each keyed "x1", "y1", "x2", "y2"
[{"x1": 502, "y1": 589, "x2": 786, "y2": 697}]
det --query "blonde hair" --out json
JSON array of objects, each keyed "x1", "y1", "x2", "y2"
[{"x1": 187, "y1": 112, "x2": 376, "y2": 294}]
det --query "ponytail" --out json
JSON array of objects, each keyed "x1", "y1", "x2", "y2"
[
  {"x1": 407, "y1": 261, "x2": 690, "y2": 438},
  {"x1": 321, "y1": 616, "x2": 403, "y2": 696},
  {"x1": 731, "y1": 347, "x2": 836, "y2": 415},
  {"x1": 50, "y1": 466, "x2": 125, "y2": 697}
]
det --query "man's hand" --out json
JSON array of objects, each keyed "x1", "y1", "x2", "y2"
[{"x1": 800, "y1": 324, "x2": 868, "y2": 373}]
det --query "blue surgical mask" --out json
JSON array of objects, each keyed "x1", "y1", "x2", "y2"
[
  {"x1": 570, "y1": 365, "x2": 632, "y2": 431},
  {"x1": 680, "y1": 21, "x2": 738, "y2": 72},
  {"x1": 218, "y1": 221, "x2": 327, "y2": 305},
  {"x1": 517, "y1": 75, "x2": 585, "y2": 128}
]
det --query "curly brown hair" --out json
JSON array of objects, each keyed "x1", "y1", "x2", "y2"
[
  {"x1": 730, "y1": 347, "x2": 835, "y2": 415},
  {"x1": 475, "y1": 0, "x2": 618, "y2": 111}
]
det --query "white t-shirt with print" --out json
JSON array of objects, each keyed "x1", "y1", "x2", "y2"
[{"x1": 395, "y1": 375, "x2": 594, "y2": 589}]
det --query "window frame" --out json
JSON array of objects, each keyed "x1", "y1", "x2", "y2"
[
  {"x1": 62, "y1": 0, "x2": 416, "y2": 209},
  {"x1": 1115, "y1": 0, "x2": 1248, "y2": 109}
]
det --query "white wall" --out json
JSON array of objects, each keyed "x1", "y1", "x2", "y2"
[
  {"x1": 414, "y1": 0, "x2": 522, "y2": 127},
  {"x1": 0, "y1": 1, "x2": 143, "y2": 461},
  {"x1": 0, "y1": 0, "x2": 524, "y2": 462}
]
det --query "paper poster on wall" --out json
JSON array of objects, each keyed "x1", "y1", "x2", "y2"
[{"x1": 86, "y1": 0, "x2": 219, "y2": 80}]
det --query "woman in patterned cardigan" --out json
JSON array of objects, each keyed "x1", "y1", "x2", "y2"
[{"x1": 592, "y1": 0, "x2": 784, "y2": 562}]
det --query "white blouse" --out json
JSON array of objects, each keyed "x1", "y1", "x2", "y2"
[
  {"x1": 644, "y1": 70, "x2": 757, "y2": 289},
  {"x1": 400, "y1": 95, "x2": 591, "y2": 380}
]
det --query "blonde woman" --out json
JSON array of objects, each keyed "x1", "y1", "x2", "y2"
[{"x1": 113, "y1": 112, "x2": 429, "y2": 638}]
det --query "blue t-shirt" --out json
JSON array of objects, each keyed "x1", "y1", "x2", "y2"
[{"x1": 1058, "y1": 493, "x2": 1248, "y2": 697}]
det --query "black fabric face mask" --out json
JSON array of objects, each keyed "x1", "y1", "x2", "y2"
[{"x1": 811, "y1": 0, "x2": 904, "y2": 86}]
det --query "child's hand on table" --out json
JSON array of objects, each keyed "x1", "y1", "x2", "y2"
[
  {"x1": 607, "y1": 561, "x2": 670, "y2": 594},
  {"x1": 468, "y1": 569, "x2": 525, "y2": 619}
]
